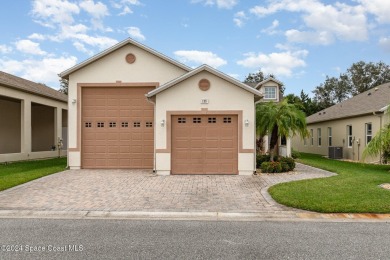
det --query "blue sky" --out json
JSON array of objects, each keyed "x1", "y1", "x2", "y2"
[{"x1": 0, "y1": 0, "x2": 389, "y2": 96}]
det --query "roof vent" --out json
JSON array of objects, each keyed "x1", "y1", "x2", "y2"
[
  {"x1": 323, "y1": 111, "x2": 326, "y2": 114},
  {"x1": 368, "y1": 92, "x2": 371, "y2": 96},
  {"x1": 375, "y1": 87, "x2": 378, "y2": 91},
  {"x1": 319, "y1": 112, "x2": 321, "y2": 115}
]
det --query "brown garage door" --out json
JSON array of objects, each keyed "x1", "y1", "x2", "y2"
[
  {"x1": 82, "y1": 87, "x2": 154, "y2": 169},
  {"x1": 172, "y1": 115, "x2": 238, "y2": 174}
]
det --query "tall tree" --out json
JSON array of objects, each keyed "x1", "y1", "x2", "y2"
[
  {"x1": 313, "y1": 61, "x2": 390, "y2": 109},
  {"x1": 59, "y1": 78, "x2": 68, "y2": 95},
  {"x1": 256, "y1": 100, "x2": 308, "y2": 161}
]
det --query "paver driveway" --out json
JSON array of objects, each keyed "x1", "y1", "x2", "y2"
[{"x1": 0, "y1": 164, "x2": 335, "y2": 215}]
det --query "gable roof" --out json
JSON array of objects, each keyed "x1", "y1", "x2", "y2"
[
  {"x1": 254, "y1": 77, "x2": 284, "y2": 89},
  {"x1": 59, "y1": 38, "x2": 191, "y2": 79},
  {"x1": 0, "y1": 71, "x2": 67, "y2": 103},
  {"x1": 146, "y1": 64, "x2": 263, "y2": 100},
  {"x1": 307, "y1": 82, "x2": 390, "y2": 124}
]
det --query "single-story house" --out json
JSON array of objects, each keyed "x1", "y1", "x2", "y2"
[
  {"x1": 0, "y1": 71, "x2": 68, "y2": 163},
  {"x1": 292, "y1": 82, "x2": 390, "y2": 163},
  {"x1": 60, "y1": 38, "x2": 267, "y2": 175}
]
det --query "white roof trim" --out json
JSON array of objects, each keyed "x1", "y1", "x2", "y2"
[
  {"x1": 59, "y1": 38, "x2": 191, "y2": 78},
  {"x1": 380, "y1": 105, "x2": 389, "y2": 112},
  {"x1": 254, "y1": 77, "x2": 284, "y2": 89},
  {"x1": 146, "y1": 64, "x2": 263, "y2": 98}
]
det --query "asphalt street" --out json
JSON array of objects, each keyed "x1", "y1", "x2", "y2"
[{"x1": 0, "y1": 218, "x2": 389, "y2": 260}]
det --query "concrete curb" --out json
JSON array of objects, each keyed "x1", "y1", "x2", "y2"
[{"x1": 0, "y1": 210, "x2": 389, "y2": 223}]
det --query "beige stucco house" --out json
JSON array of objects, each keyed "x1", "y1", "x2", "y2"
[
  {"x1": 292, "y1": 82, "x2": 390, "y2": 163},
  {"x1": 60, "y1": 38, "x2": 264, "y2": 175},
  {"x1": 0, "y1": 71, "x2": 67, "y2": 163}
]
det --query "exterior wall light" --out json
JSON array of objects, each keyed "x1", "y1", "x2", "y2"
[
  {"x1": 160, "y1": 120, "x2": 165, "y2": 127},
  {"x1": 72, "y1": 99, "x2": 77, "y2": 104},
  {"x1": 244, "y1": 119, "x2": 249, "y2": 127}
]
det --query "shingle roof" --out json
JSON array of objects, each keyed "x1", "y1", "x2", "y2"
[
  {"x1": 0, "y1": 71, "x2": 67, "y2": 103},
  {"x1": 307, "y1": 82, "x2": 390, "y2": 124}
]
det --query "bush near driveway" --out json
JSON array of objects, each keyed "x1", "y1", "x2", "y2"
[
  {"x1": 258, "y1": 155, "x2": 296, "y2": 173},
  {"x1": 0, "y1": 158, "x2": 67, "y2": 191},
  {"x1": 269, "y1": 153, "x2": 390, "y2": 213}
]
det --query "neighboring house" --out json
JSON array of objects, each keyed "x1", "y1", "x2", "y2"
[
  {"x1": 0, "y1": 71, "x2": 68, "y2": 163},
  {"x1": 60, "y1": 38, "x2": 263, "y2": 175},
  {"x1": 292, "y1": 82, "x2": 390, "y2": 163},
  {"x1": 246, "y1": 78, "x2": 291, "y2": 157}
]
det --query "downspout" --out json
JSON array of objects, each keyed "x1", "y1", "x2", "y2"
[
  {"x1": 254, "y1": 97, "x2": 262, "y2": 174},
  {"x1": 373, "y1": 111, "x2": 383, "y2": 164}
]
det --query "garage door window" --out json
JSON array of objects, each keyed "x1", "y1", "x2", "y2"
[
  {"x1": 223, "y1": 117, "x2": 232, "y2": 123},
  {"x1": 121, "y1": 122, "x2": 128, "y2": 127},
  {"x1": 109, "y1": 122, "x2": 116, "y2": 128},
  {"x1": 178, "y1": 117, "x2": 186, "y2": 123},
  {"x1": 146, "y1": 122, "x2": 153, "y2": 127},
  {"x1": 208, "y1": 117, "x2": 216, "y2": 123},
  {"x1": 85, "y1": 122, "x2": 92, "y2": 128},
  {"x1": 133, "y1": 122, "x2": 141, "y2": 127},
  {"x1": 97, "y1": 122, "x2": 104, "y2": 128},
  {"x1": 193, "y1": 117, "x2": 201, "y2": 123}
]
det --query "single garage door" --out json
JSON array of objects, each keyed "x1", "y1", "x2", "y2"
[
  {"x1": 172, "y1": 115, "x2": 238, "y2": 174},
  {"x1": 82, "y1": 87, "x2": 154, "y2": 168}
]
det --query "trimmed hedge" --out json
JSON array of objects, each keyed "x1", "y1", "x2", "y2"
[{"x1": 258, "y1": 155, "x2": 296, "y2": 173}]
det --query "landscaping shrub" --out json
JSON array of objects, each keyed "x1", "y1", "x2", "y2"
[
  {"x1": 258, "y1": 155, "x2": 296, "y2": 173},
  {"x1": 256, "y1": 154, "x2": 270, "y2": 168},
  {"x1": 261, "y1": 161, "x2": 282, "y2": 173},
  {"x1": 291, "y1": 149, "x2": 301, "y2": 159},
  {"x1": 280, "y1": 157, "x2": 296, "y2": 171}
]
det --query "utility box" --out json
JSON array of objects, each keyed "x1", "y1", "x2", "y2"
[{"x1": 329, "y1": 146, "x2": 343, "y2": 159}]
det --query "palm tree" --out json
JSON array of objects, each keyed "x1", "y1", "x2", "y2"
[
  {"x1": 363, "y1": 105, "x2": 390, "y2": 163},
  {"x1": 256, "y1": 100, "x2": 308, "y2": 161}
]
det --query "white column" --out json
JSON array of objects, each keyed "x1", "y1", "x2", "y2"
[
  {"x1": 55, "y1": 107, "x2": 62, "y2": 145},
  {"x1": 21, "y1": 99, "x2": 31, "y2": 154}
]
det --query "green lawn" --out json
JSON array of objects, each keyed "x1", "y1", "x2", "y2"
[
  {"x1": 269, "y1": 153, "x2": 390, "y2": 213},
  {"x1": 0, "y1": 158, "x2": 67, "y2": 191}
]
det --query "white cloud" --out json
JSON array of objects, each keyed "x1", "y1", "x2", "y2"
[
  {"x1": 15, "y1": 40, "x2": 47, "y2": 55},
  {"x1": 127, "y1": 27, "x2": 146, "y2": 41},
  {"x1": 28, "y1": 33, "x2": 46, "y2": 40},
  {"x1": 250, "y1": 0, "x2": 368, "y2": 44},
  {"x1": 379, "y1": 37, "x2": 390, "y2": 52},
  {"x1": 174, "y1": 50, "x2": 227, "y2": 68},
  {"x1": 73, "y1": 42, "x2": 94, "y2": 55},
  {"x1": 0, "y1": 44, "x2": 12, "y2": 54},
  {"x1": 79, "y1": 0, "x2": 109, "y2": 18},
  {"x1": 191, "y1": 0, "x2": 238, "y2": 9},
  {"x1": 233, "y1": 11, "x2": 248, "y2": 27},
  {"x1": 0, "y1": 56, "x2": 78, "y2": 88},
  {"x1": 237, "y1": 50, "x2": 308, "y2": 77},
  {"x1": 31, "y1": 0, "x2": 80, "y2": 25},
  {"x1": 112, "y1": 0, "x2": 141, "y2": 16},
  {"x1": 261, "y1": 20, "x2": 280, "y2": 35},
  {"x1": 285, "y1": 29, "x2": 334, "y2": 45},
  {"x1": 358, "y1": 0, "x2": 390, "y2": 24}
]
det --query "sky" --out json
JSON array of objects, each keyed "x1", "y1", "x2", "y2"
[{"x1": 0, "y1": 0, "x2": 389, "y2": 96}]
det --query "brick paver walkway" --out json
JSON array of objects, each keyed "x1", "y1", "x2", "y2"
[{"x1": 0, "y1": 163, "x2": 335, "y2": 215}]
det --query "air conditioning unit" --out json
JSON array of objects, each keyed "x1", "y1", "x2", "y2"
[{"x1": 328, "y1": 147, "x2": 343, "y2": 159}]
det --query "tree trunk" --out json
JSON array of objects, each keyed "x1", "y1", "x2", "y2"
[{"x1": 269, "y1": 126, "x2": 279, "y2": 161}]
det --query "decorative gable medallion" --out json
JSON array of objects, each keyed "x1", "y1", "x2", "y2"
[
  {"x1": 198, "y1": 79, "x2": 210, "y2": 91},
  {"x1": 125, "y1": 53, "x2": 136, "y2": 64}
]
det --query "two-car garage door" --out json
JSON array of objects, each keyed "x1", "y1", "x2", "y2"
[{"x1": 82, "y1": 87, "x2": 154, "y2": 169}]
